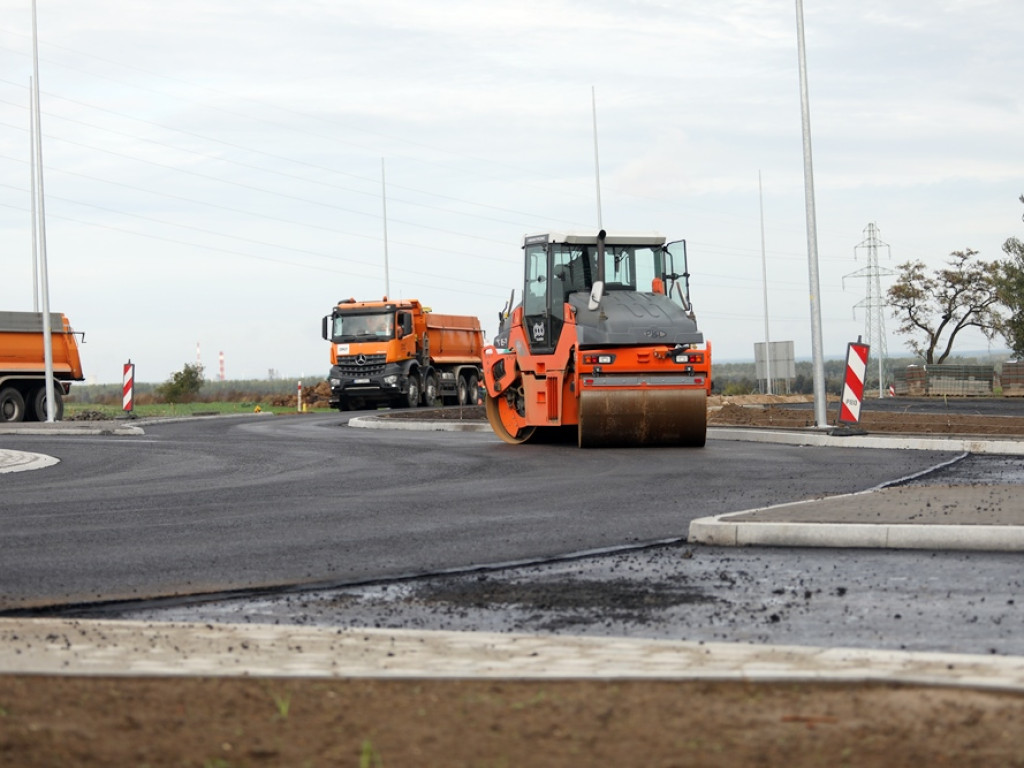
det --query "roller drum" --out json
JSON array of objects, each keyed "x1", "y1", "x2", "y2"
[{"x1": 577, "y1": 388, "x2": 707, "y2": 448}]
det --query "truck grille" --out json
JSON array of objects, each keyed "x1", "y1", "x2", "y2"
[{"x1": 336, "y1": 353, "x2": 387, "y2": 376}]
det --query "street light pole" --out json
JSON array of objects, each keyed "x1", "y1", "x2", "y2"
[
  {"x1": 795, "y1": 0, "x2": 828, "y2": 428},
  {"x1": 31, "y1": 0, "x2": 56, "y2": 422}
]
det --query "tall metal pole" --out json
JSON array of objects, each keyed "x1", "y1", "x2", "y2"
[
  {"x1": 29, "y1": 76, "x2": 39, "y2": 312},
  {"x1": 591, "y1": 86, "x2": 603, "y2": 229},
  {"x1": 795, "y1": 0, "x2": 828, "y2": 427},
  {"x1": 758, "y1": 171, "x2": 773, "y2": 395},
  {"x1": 31, "y1": 0, "x2": 56, "y2": 422},
  {"x1": 381, "y1": 157, "x2": 390, "y2": 297}
]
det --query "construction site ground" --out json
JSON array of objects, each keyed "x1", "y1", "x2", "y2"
[{"x1": 5, "y1": 395, "x2": 1024, "y2": 767}]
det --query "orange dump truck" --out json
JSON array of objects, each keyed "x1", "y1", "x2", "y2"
[
  {"x1": 0, "y1": 311, "x2": 84, "y2": 422},
  {"x1": 321, "y1": 298, "x2": 483, "y2": 411}
]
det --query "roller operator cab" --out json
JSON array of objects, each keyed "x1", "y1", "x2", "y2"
[{"x1": 482, "y1": 230, "x2": 711, "y2": 447}]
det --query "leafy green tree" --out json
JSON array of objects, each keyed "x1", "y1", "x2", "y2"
[
  {"x1": 995, "y1": 195, "x2": 1024, "y2": 358},
  {"x1": 156, "y1": 363, "x2": 205, "y2": 403},
  {"x1": 886, "y1": 249, "x2": 1003, "y2": 364}
]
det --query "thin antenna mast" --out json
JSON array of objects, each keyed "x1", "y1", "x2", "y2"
[
  {"x1": 591, "y1": 86, "x2": 603, "y2": 229},
  {"x1": 381, "y1": 157, "x2": 390, "y2": 297}
]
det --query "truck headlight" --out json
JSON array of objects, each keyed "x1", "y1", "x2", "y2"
[
  {"x1": 383, "y1": 375, "x2": 398, "y2": 385},
  {"x1": 329, "y1": 378, "x2": 342, "y2": 387}
]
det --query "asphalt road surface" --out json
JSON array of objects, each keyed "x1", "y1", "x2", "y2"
[{"x1": 1, "y1": 413, "x2": 956, "y2": 610}]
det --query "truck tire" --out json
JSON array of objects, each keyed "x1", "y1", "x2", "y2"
[
  {"x1": 0, "y1": 387, "x2": 26, "y2": 423},
  {"x1": 423, "y1": 373, "x2": 439, "y2": 408},
  {"x1": 457, "y1": 377, "x2": 469, "y2": 406},
  {"x1": 30, "y1": 385, "x2": 63, "y2": 422},
  {"x1": 466, "y1": 374, "x2": 479, "y2": 405},
  {"x1": 402, "y1": 375, "x2": 420, "y2": 409}
]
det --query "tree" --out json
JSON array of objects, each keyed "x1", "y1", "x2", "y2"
[
  {"x1": 886, "y1": 249, "x2": 1003, "y2": 364},
  {"x1": 995, "y1": 195, "x2": 1024, "y2": 358},
  {"x1": 156, "y1": 363, "x2": 205, "y2": 403}
]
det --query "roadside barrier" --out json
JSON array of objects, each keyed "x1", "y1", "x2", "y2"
[
  {"x1": 122, "y1": 361, "x2": 135, "y2": 415},
  {"x1": 839, "y1": 340, "x2": 869, "y2": 425}
]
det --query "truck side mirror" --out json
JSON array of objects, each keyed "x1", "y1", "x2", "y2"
[{"x1": 321, "y1": 315, "x2": 330, "y2": 340}]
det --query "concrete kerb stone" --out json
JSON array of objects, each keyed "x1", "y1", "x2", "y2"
[
  {"x1": 5, "y1": 618, "x2": 1024, "y2": 692},
  {"x1": 688, "y1": 517, "x2": 1024, "y2": 551},
  {"x1": 0, "y1": 448, "x2": 60, "y2": 473},
  {"x1": 349, "y1": 414, "x2": 491, "y2": 433}
]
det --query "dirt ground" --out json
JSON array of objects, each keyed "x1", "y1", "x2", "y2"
[
  {"x1": 5, "y1": 675, "x2": 1024, "y2": 767},
  {"x1": 6, "y1": 396, "x2": 1024, "y2": 767},
  {"x1": 707, "y1": 395, "x2": 1024, "y2": 436}
]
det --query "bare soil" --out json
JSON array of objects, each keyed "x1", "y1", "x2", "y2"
[
  {"x1": 5, "y1": 675, "x2": 1024, "y2": 767},
  {"x1": 7, "y1": 395, "x2": 1024, "y2": 767},
  {"x1": 707, "y1": 395, "x2": 1024, "y2": 436}
]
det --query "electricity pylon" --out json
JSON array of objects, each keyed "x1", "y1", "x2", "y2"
[{"x1": 843, "y1": 223, "x2": 895, "y2": 398}]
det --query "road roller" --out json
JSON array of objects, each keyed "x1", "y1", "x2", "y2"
[{"x1": 482, "y1": 230, "x2": 711, "y2": 447}]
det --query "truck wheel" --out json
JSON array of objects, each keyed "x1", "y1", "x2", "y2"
[
  {"x1": 423, "y1": 373, "x2": 439, "y2": 408},
  {"x1": 30, "y1": 386, "x2": 63, "y2": 421},
  {"x1": 466, "y1": 375, "x2": 480, "y2": 405},
  {"x1": 403, "y1": 375, "x2": 420, "y2": 409},
  {"x1": 0, "y1": 387, "x2": 26, "y2": 423},
  {"x1": 457, "y1": 377, "x2": 469, "y2": 406}
]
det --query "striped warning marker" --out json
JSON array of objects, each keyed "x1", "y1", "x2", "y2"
[
  {"x1": 122, "y1": 361, "x2": 135, "y2": 413},
  {"x1": 839, "y1": 341, "x2": 870, "y2": 424}
]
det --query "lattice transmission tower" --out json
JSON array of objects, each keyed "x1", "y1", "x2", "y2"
[{"x1": 843, "y1": 222, "x2": 895, "y2": 398}]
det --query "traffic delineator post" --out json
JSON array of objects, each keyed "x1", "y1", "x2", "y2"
[
  {"x1": 122, "y1": 361, "x2": 135, "y2": 416},
  {"x1": 832, "y1": 339, "x2": 870, "y2": 435}
]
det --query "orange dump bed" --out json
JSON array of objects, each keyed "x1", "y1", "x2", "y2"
[
  {"x1": 425, "y1": 313, "x2": 483, "y2": 363},
  {"x1": 0, "y1": 312, "x2": 84, "y2": 381}
]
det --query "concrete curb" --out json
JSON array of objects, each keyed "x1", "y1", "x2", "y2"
[
  {"x1": 0, "y1": 421, "x2": 144, "y2": 436},
  {"x1": 349, "y1": 414, "x2": 491, "y2": 433},
  {"x1": 0, "y1": 448, "x2": 59, "y2": 474},
  {"x1": 689, "y1": 517, "x2": 1024, "y2": 551},
  {"x1": 708, "y1": 426, "x2": 1024, "y2": 455},
  {"x1": 5, "y1": 618, "x2": 1024, "y2": 691}
]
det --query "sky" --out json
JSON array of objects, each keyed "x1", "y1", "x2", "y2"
[{"x1": 1, "y1": 0, "x2": 1021, "y2": 384}]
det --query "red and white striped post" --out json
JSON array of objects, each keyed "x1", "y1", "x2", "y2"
[
  {"x1": 122, "y1": 360, "x2": 135, "y2": 415},
  {"x1": 297, "y1": 380, "x2": 303, "y2": 413},
  {"x1": 838, "y1": 339, "x2": 870, "y2": 425}
]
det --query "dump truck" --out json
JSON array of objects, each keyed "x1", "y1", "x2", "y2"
[
  {"x1": 322, "y1": 298, "x2": 484, "y2": 411},
  {"x1": 0, "y1": 311, "x2": 85, "y2": 422},
  {"x1": 482, "y1": 230, "x2": 711, "y2": 447}
]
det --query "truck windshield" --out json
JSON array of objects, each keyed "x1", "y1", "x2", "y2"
[{"x1": 332, "y1": 312, "x2": 394, "y2": 341}]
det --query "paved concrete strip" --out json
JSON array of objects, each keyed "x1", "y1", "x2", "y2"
[
  {"x1": 3, "y1": 618, "x2": 1024, "y2": 691},
  {"x1": 708, "y1": 427, "x2": 1024, "y2": 455},
  {"x1": 0, "y1": 449, "x2": 59, "y2": 474},
  {"x1": 349, "y1": 415, "x2": 491, "y2": 433},
  {"x1": 690, "y1": 519, "x2": 1024, "y2": 550},
  {"x1": 689, "y1": 484, "x2": 1024, "y2": 550},
  {"x1": 0, "y1": 421, "x2": 143, "y2": 436}
]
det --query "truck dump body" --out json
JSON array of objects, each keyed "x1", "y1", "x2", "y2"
[
  {"x1": 0, "y1": 311, "x2": 84, "y2": 422},
  {"x1": 0, "y1": 312, "x2": 84, "y2": 380},
  {"x1": 424, "y1": 314, "x2": 484, "y2": 363}
]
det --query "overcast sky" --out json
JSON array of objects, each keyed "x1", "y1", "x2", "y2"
[{"x1": 1, "y1": 1, "x2": 1021, "y2": 384}]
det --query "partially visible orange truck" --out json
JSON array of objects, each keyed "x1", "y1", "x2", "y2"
[
  {"x1": 321, "y1": 298, "x2": 483, "y2": 411},
  {"x1": 0, "y1": 311, "x2": 84, "y2": 422}
]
